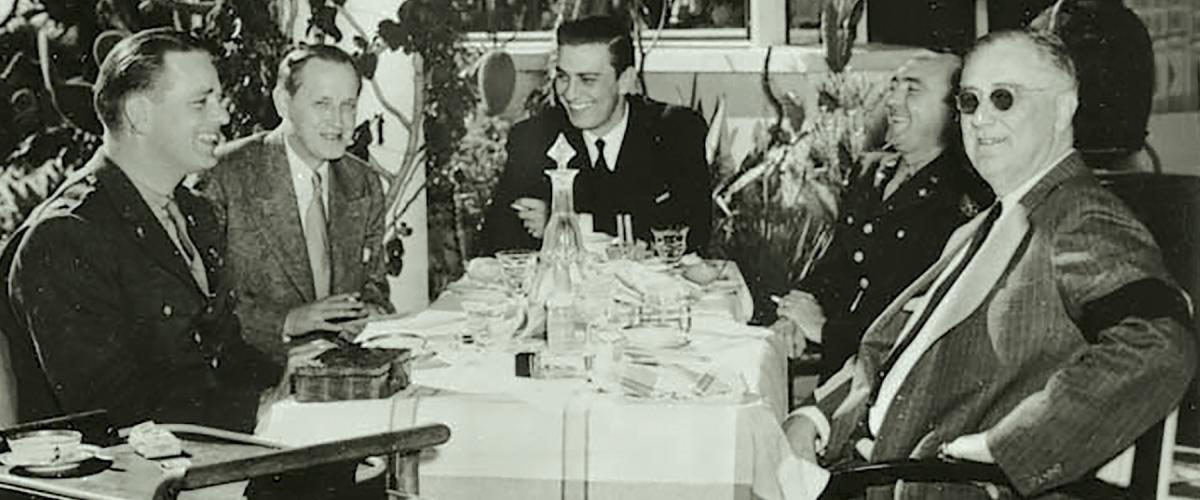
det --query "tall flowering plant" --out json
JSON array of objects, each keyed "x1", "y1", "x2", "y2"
[{"x1": 708, "y1": 0, "x2": 887, "y2": 323}]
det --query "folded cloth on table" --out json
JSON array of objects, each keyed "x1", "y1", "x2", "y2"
[
  {"x1": 354, "y1": 309, "x2": 466, "y2": 344},
  {"x1": 620, "y1": 357, "x2": 746, "y2": 402},
  {"x1": 608, "y1": 260, "x2": 700, "y2": 303}
]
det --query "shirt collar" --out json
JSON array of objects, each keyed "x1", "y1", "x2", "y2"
[
  {"x1": 581, "y1": 99, "x2": 630, "y2": 168},
  {"x1": 124, "y1": 168, "x2": 174, "y2": 214},
  {"x1": 1000, "y1": 148, "x2": 1076, "y2": 209},
  {"x1": 283, "y1": 136, "x2": 330, "y2": 179}
]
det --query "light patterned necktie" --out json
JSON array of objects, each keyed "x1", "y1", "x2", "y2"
[
  {"x1": 164, "y1": 199, "x2": 210, "y2": 295},
  {"x1": 306, "y1": 169, "x2": 332, "y2": 299}
]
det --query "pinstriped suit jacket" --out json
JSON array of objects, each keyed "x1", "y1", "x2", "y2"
[
  {"x1": 811, "y1": 153, "x2": 1196, "y2": 499},
  {"x1": 202, "y1": 129, "x2": 391, "y2": 369}
]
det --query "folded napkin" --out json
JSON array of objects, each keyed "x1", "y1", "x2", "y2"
[
  {"x1": 619, "y1": 355, "x2": 746, "y2": 402},
  {"x1": 354, "y1": 310, "x2": 466, "y2": 345},
  {"x1": 609, "y1": 260, "x2": 700, "y2": 303}
]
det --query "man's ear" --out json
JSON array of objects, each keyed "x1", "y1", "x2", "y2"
[
  {"x1": 1055, "y1": 91, "x2": 1078, "y2": 132},
  {"x1": 616, "y1": 65, "x2": 638, "y2": 95},
  {"x1": 122, "y1": 94, "x2": 151, "y2": 135},
  {"x1": 272, "y1": 86, "x2": 291, "y2": 123}
]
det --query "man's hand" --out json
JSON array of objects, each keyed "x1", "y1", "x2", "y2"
[
  {"x1": 511, "y1": 198, "x2": 548, "y2": 239},
  {"x1": 783, "y1": 414, "x2": 821, "y2": 463},
  {"x1": 941, "y1": 432, "x2": 995, "y2": 463},
  {"x1": 775, "y1": 291, "x2": 826, "y2": 344},
  {"x1": 770, "y1": 318, "x2": 807, "y2": 358},
  {"x1": 283, "y1": 293, "x2": 367, "y2": 338}
]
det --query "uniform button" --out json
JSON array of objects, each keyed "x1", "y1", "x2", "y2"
[
  {"x1": 862, "y1": 223, "x2": 874, "y2": 235},
  {"x1": 204, "y1": 305, "x2": 214, "y2": 315},
  {"x1": 858, "y1": 277, "x2": 870, "y2": 289},
  {"x1": 918, "y1": 187, "x2": 929, "y2": 198},
  {"x1": 210, "y1": 358, "x2": 219, "y2": 369},
  {"x1": 162, "y1": 305, "x2": 173, "y2": 317},
  {"x1": 896, "y1": 229, "x2": 906, "y2": 239},
  {"x1": 853, "y1": 250, "x2": 864, "y2": 263},
  {"x1": 192, "y1": 331, "x2": 202, "y2": 344},
  {"x1": 846, "y1": 215, "x2": 855, "y2": 225}
]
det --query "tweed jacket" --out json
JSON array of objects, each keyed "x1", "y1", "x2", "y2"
[
  {"x1": 4, "y1": 152, "x2": 279, "y2": 431},
  {"x1": 203, "y1": 129, "x2": 391, "y2": 368},
  {"x1": 480, "y1": 95, "x2": 711, "y2": 255},
  {"x1": 807, "y1": 153, "x2": 1196, "y2": 499},
  {"x1": 798, "y1": 147, "x2": 993, "y2": 379}
]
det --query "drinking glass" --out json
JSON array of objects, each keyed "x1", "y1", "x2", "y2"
[
  {"x1": 459, "y1": 291, "x2": 522, "y2": 350},
  {"x1": 495, "y1": 249, "x2": 538, "y2": 295},
  {"x1": 650, "y1": 227, "x2": 690, "y2": 264}
]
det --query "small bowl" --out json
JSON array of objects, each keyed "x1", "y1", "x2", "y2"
[{"x1": 7, "y1": 429, "x2": 83, "y2": 465}]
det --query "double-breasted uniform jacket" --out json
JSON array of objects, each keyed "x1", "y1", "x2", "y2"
[
  {"x1": 4, "y1": 152, "x2": 279, "y2": 431},
  {"x1": 798, "y1": 148, "x2": 993, "y2": 379},
  {"x1": 203, "y1": 129, "x2": 391, "y2": 369},
  {"x1": 808, "y1": 153, "x2": 1196, "y2": 499},
  {"x1": 480, "y1": 95, "x2": 711, "y2": 255}
]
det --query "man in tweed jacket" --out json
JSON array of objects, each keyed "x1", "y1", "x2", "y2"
[
  {"x1": 203, "y1": 45, "x2": 391, "y2": 373},
  {"x1": 782, "y1": 30, "x2": 1196, "y2": 499}
]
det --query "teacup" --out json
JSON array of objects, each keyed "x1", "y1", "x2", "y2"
[{"x1": 7, "y1": 429, "x2": 83, "y2": 465}]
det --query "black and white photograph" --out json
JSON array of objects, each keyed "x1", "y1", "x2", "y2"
[{"x1": 0, "y1": 0, "x2": 1196, "y2": 498}]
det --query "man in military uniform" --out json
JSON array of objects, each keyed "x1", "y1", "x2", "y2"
[
  {"x1": 776, "y1": 53, "x2": 993, "y2": 381},
  {"x1": 2, "y1": 29, "x2": 278, "y2": 431}
]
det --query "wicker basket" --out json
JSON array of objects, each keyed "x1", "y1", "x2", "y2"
[{"x1": 292, "y1": 346, "x2": 413, "y2": 402}]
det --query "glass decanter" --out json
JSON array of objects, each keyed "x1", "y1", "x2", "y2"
[{"x1": 524, "y1": 169, "x2": 588, "y2": 339}]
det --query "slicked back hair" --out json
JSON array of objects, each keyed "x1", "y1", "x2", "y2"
[
  {"x1": 275, "y1": 44, "x2": 362, "y2": 96},
  {"x1": 556, "y1": 16, "x2": 635, "y2": 74},
  {"x1": 967, "y1": 29, "x2": 1078, "y2": 91},
  {"x1": 93, "y1": 28, "x2": 211, "y2": 133}
]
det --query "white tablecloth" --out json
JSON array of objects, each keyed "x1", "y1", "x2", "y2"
[{"x1": 256, "y1": 263, "x2": 794, "y2": 500}]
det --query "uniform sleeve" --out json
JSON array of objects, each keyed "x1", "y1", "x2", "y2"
[
  {"x1": 9, "y1": 217, "x2": 156, "y2": 423},
  {"x1": 480, "y1": 122, "x2": 545, "y2": 255}
]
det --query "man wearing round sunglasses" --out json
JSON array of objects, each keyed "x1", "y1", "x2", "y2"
[
  {"x1": 775, "y1": 53, "x2": 992, "y2": 381},
  {"x1": 781, "y1": 30, "x2": 1194, "y2": 499}
]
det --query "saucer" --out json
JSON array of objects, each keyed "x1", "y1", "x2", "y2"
[{"x1": 7, "y1": 445, "x2": 110, "y2": 477}]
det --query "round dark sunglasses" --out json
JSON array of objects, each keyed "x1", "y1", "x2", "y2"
[
  {"x1": 956, "y1": 88, "x2": 1015, "y2": 115},
  {"x1": 956, "y1": 86, "x2": 1060, "y2": 115}
]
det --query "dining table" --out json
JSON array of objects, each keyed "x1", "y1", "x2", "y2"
[{"x1": 256, "y1": 259, "x2": 799, "y2": 500}]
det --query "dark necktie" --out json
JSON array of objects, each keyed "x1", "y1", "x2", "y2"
[
  {"x1": 870, "y1": 201, "x2": 1004, "y2": 401},
  {"x1": 593, "y1": 138, "x2": 608, "y2": 171}
]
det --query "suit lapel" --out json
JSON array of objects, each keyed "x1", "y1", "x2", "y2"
[
  {"x1": 96, "y1": 161, "x2": 202, "y2": 296},
  {"x1": 613, "y1": 97, "x2": 645, "y2": 174},
  {"x1": 921, "y1": 207, "x2": 1029, "y2": 345},
  {"x1": 328, "y1": 159, "x2": 368, "y2": 294},
  {"x1": 873, "y1": 153, "x2": 1086, "y2": 359},
  {"x1": 250, "y1": 131, "x2": 315, "y2": 302},
  {"x1": 174, "y1": 187, "x2": 220, "y2": 294}
]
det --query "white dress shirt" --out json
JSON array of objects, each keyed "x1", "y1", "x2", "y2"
[
  {"x1": 581, "y1": 100, "x2": 630, "y2": 172},
  {"x1": 284, "y1": 137, "x2": 330, "y2": 238}
]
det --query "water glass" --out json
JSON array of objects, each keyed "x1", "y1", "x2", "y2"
[
  {"x1": 636, "y1": 289, "x2": 692, "y2": 332},
  {"x1": 495, "y1": 249, "x2": 538, "y2": 295},
  {"x1": 650, "y1": 226, "x2": 690, "y2": 264},
  {"x1": 460, "y1": 292, "x2": 521, "y2": 349}
]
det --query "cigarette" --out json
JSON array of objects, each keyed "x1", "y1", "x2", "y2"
[{"x1": 769, "y1": 295, "x2": 783, "y2": 304}]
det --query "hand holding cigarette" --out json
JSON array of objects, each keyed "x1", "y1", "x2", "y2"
[{"x1": 511, "y1": 197, "x2": 548, "y2": 239}]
